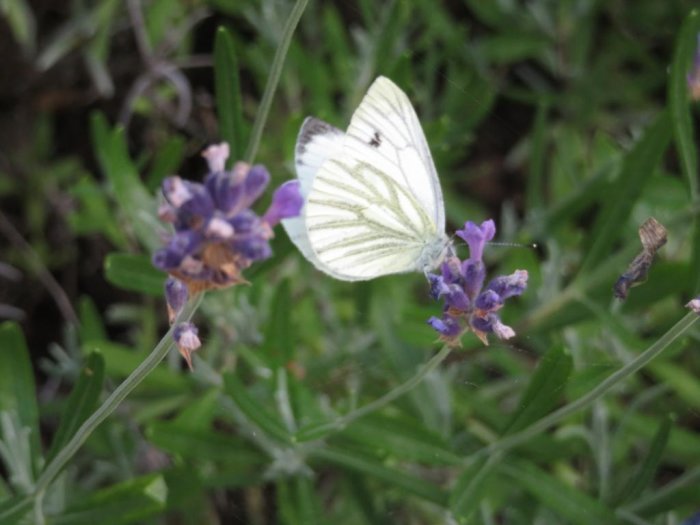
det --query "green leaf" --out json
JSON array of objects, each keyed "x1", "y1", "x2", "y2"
[
  {"x1": 502, "y1": 345, "x2": 573, "y2": 435},
  {"x1": 0, "y1": 322, "x2": 41, "y2": 474},
  {"x1": 0, "y1": 496, "x2": 31, "y2": 525},
  {"x1": 146, "y1": 135, "x2": 186, "y2": 191},
  {"x1": 46, "y1": 352, "x2": 105, "y2": 462},
  {"x1": 214, "y1": 26, "x2": 245, "y2": 161},
  {"x1": 277, "y1": 476, "x2": 322, "y2": 525},
  {"x1": 338, "y1": 414, "x2": 461, "y2": 465},
  {"x1": 90, "y1": 112, "x2": 160, "y2": 249},
  {"x1": 649, "y1": 361, "x2": 700, "y2": 408},
  {"x1": 173, "y1": 388, "x2": 220, "y2": 429},
  {"x1": 223, "y1": 373, "x2": 291, "y2": 444},
  {"x1": 449, "y1": 455, "x2": 501, "y2": 523},
  {"x1": 669, "y1": 9, "x2": 700, "y2": 197},
  {"x1": 579, "y1": 111, "x2": 672, "y2": 276},
  {"x1": 78, "y1": 296, "x2": 107, "y2": 342},
  {"x1": 54, "y1": 474, "x2": 167, "y2": 525},
  {"x1": 83, "y1": 341, "x2": 188, "y2": 393},
  {"x1": 263, "y1": 279, "x2": 293, "y2": 367},
  {"x1": 146, "y1": 421, "x2": 266, "y2": 465},
  {"x1": 614, "y1": 415, "x2": 672, "y2": 505},
  {"x1": 0, "y1": 0, "x2": 36, "y2": 53},
  {"x1": 501, "y1": 460, "x2": 620, "y2": 525},
  {"x1": 309, "y1": 446, "x2": 447, "y2": 506},
  {"x1": 104, "y1": 252, "x2": 165, "y2": 296}
]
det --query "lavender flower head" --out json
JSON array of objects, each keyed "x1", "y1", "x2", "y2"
[
  {"x1": 153, "y1": 142, "x2": 302, "y2": 368},
  {"x1": 427, "y1": 219, "x2": 528, "y2": 345},
  {"x1": 153, "y1": 143, "x2": 302, "y2": 293}
]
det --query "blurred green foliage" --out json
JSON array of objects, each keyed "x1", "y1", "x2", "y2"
[{"x1": 1, "y1": 0, "x2": 700, "y2": 523}]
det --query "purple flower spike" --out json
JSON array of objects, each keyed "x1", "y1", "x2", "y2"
[
  {"x1": 456, "y1": 219, "x2": 495, "y2": 262},
  {"x1": 426, "y1": 219, "x2": 528, "y2": 346},
  {"x1": 263, "y1": 180, "x2": 303, "y2": 227}
]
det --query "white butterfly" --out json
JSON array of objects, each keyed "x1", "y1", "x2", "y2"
[{"x1": 282, "y1": 76, "x2": 449, "y2": 281}]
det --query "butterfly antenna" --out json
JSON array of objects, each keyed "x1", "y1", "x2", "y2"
[{"x1": 487, "y1": 241, "x2": 539, "y2": 250}]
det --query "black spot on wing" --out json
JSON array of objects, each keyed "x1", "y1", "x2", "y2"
[
  {"x1": 296, "y1": 117, "x2": 343, "y2": 156},
  {"x1": 369, "y1": 131, "x2": 382, "y2": 148}
]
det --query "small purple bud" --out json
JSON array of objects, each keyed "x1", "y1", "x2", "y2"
[
  {"x1": 173, "y1": 322, "x2": 201, "y2": 370},
  {"x1": 475, "y1": 289, "x2": 503, "y2": 312},
  {"x1": 205, "y1": 171, "x2": 244, "y2": 217},
  {"x1": 201, "y1": 143, "x2": 230, "y2": 173},
  {"x1": 263, "y1": 180, "x2": 304, "y2": 226},
  {"x1": 428, "y1": 315, "x2": 461, "y2": 338},
  {"x1": 456, "y1": 219, "x2": 496, "y2": 262},
  {"x1": 165, "y1": 277, "x2": 188, "y2": 323},
  {"x1": 178, "y1": 183, "x2": 215, "y2": 221}
]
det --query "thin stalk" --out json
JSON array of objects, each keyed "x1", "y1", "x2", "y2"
[
  {"x1": 34, "y1": 296, "x2": 201, "y2": 495},
  {"x1": 472, "y1": 312, "x2": 698, "y2": 460},
  {"x1": 243, "y1": 0, "x2": 309, "y2": 163},
  {"x1": 296, "y1": 345, "x2": 452, "y2": 440}
]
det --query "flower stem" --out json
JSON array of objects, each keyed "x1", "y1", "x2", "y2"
[
  {"x1": 295, "y1": 345, "x2": 452, "y2": 441},
  {"x1": 473, "y1": 311, "x2": 698, "y2": 460},
  {"x1": 244, "y1": 0, "x2": 309, "y2": 164},
  {"x1": 33, "y1": 296, "x2": 201, "y2": 497}
]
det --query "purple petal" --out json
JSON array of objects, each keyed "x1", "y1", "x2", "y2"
[
  {"x1": 456, "y1": 219, "x2": 496, "y2": 262},
  {"x1": 165, "y1": 277, "x2": 188, "y2": 322},
  {"x1": 427, "y1": 315, "x2": 461, "y2": 337},
  {"x1": 205, "y1": 171, "x2": 244, "y2": 217},
  {"x1": 152, "y1": 230, "x2": 202, "y2": 270},
  {"x1": 462, "y1": 259, "x2": 486, "y2": 300},
  {"x1": 475, "y1": 289, "x2": 503, "y2": 312},
  {"x1": 263, "y1": 180, "x2": 304, "y2": 226},
  {"x1": 201, "y1": 143, "x2": 230, "y2": 173},
  {"x1": 486, "y1": 269, "x2": 528, "y2": 300},
  {"x1": 241, "y1": 165, "x2": 270, "y2": 209}
]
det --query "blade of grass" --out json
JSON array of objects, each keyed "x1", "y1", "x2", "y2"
[
  {"x1": 578, "y1": 110, "x2": 671, "y2": 276},
  {"x1": 214, "y1": 27, "x2": 245, "y2": 162}
]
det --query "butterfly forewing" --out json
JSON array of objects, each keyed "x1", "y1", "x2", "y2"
[{"x1": 302, "y1": 77, "x2": 446, "y2": 280}]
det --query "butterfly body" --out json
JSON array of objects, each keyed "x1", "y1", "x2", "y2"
[{"x1": 283, "y1": 76, "x2": 448, "y2": 280}]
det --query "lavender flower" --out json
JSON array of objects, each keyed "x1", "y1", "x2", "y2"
[
  {"x1": 427, "y1": 219, "x2": 528, "y2": 345},
  {"x1": 153, "y1": 142, "x2": 303, "y2": 368},
  {"x1": 153, "y1": 143, "x2": 302, "y2": 293}
]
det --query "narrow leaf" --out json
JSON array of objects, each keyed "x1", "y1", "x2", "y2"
[
  {"x1": 579, "y1": 111, "x2": 671, "y2": 275},
  {"x1": 223, "y1": 373, "x2": 291, "y2": 443},
  {"x1": 263, "y1": 279, "x2": 293, "y2": 367},
  {"x1": 54, "y1": 474, "x2": 167, "y2": 525},
  {"x1": 449, "y1": 455, "x2": 501, "y2": 522},
  {"x1": 309, "y1": 446, "x2": 447, "y2": 505},
  {"x1": 46, "y1": 352, "x2": 105, "y2": 462},
  {"x1": 501, "y1": 460, "x2": 620, "y2": 525},
  {"x1": 0, "y1": 322, "x2": 41, "y2": 474},
  {"x1": 615, "y1": 415, "x2": 673, "y2": 505},
  {"x1": 502, "y1": 345, "x2": 573, "y2": 435},
  {"x1": 104, "y1": 252, "x2": 165, "y2": 296},
  {"x1": 669, "y1": 9, "x2": 700, "y2": 196},
  {"x1": 214, "y1": 27, "x2": 245, "y2": 161}
]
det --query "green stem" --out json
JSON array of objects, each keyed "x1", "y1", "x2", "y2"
[
  {"x1": 296, "y1": 345, "x2": 452, "y2": 441},
  {"x1": 34, "y1": 296, "x2": 201, "y2": 494},
  {"x1": 244, "y1": 0, "x2": 309, "y2": 164},
  {"x1": 472, "y1": 312, "x2": 698, "y2": 460}
]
